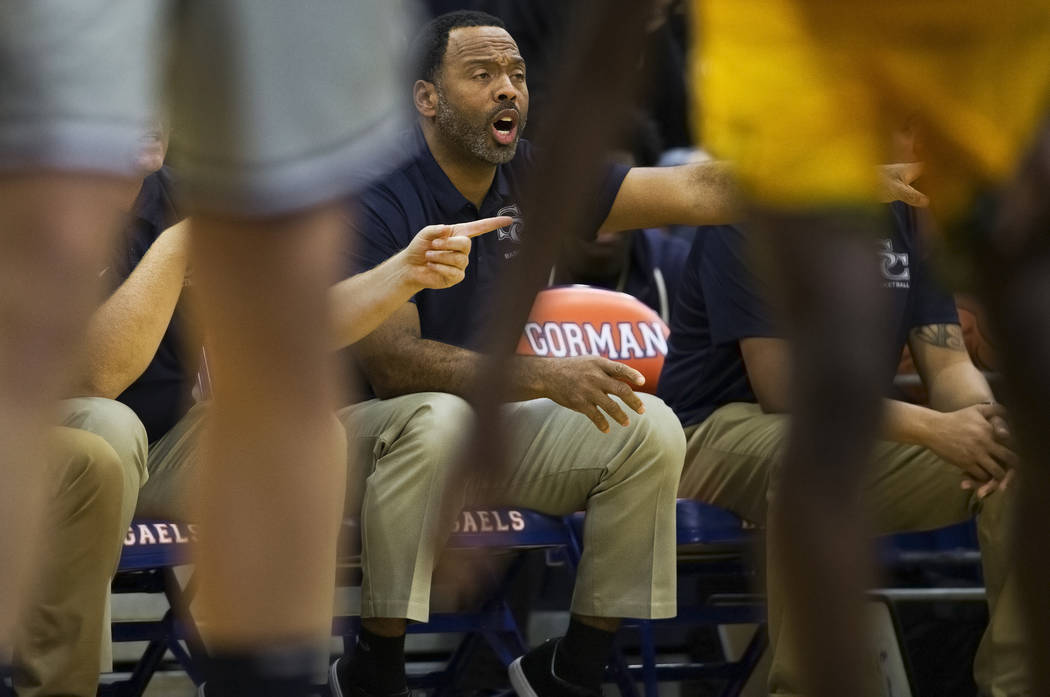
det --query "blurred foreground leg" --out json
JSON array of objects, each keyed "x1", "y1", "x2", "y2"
[
  {"x1": 0, "y1": 174, "x2": 128, "y2": 648},
  {"x1": 981, "y1": 118, "x2": 1050, "y2": 697},
  {"x1": 189, "y1": 208, "x2": 347, "y2": 677},
  {"x1": 760, "y1": 212, "x2": 886, "y2": 697}
]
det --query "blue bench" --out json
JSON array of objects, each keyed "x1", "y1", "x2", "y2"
[{"x1": 91, "y1": 509, "x2": 572, "y2": 696}]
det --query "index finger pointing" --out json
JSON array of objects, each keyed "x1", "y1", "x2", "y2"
[{"x1": 451, "y1": 216, "x2": 514, "y2": 238}]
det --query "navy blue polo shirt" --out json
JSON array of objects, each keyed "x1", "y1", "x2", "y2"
[
  {"x1": 108, "y1": 168, "x2": 195, "y2": 442},
  {"x1": 348, "y1": 126, "x2": 631, "y2": 351},
  {"x1": 658, "y1": 203, "x2": 960, "y2": 428}
]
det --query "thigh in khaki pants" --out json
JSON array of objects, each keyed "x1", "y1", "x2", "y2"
[
  {"x1": 472, "y1": 394, "x2": 686, "y2": 620},
  {"x1": 680, "y1": 402, "x2": 1024, "y2": 697},
  {"x1": 339, "y1": 393, "x2": 476, "y2": 623},
  {"x1": 16, "y1": 396, "x2": 202, "y2": 697},
  {"x1": 12, "y1": 427, "x2": 132, "y2": 697},
  {"x1": 339, "y1": 392, "x2": 685, "y2": 623}
]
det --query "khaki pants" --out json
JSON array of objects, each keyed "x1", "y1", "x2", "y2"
[
  {"x1": 339, "y1": 391, "x2": 686, "y2": 622},
  {"x1": 12, "y1": 427, "x2": 132, "y2": 697},
  {"x1": 12, "y1": 397, "x2": 203, "y2": 697},
  {"x1": 679, "y1": 402, "x2": 1024, "y2": 697}
]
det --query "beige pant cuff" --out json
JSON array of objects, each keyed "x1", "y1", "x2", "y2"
[
  {"x1": 569, "y1": 600, "x2": 678, "y2": 621},
  {"x1": 359, "y1": 599, "x2": 431, "y2": 624}
]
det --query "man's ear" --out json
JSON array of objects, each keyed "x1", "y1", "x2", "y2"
[{"x1": 414, "y1": 80, "x2": 438, "y2": 118}]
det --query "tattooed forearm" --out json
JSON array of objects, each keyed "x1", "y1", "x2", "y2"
[{"x1": 911, "y1": 323, "x2": 966, "y2": 351}]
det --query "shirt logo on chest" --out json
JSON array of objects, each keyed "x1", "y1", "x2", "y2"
[
  {"x1": 877, "y1": 239, "x2": 910, "y2": 289},
  {"x1": 496, "y1": 204, "x2": 524, "y2": 244}
]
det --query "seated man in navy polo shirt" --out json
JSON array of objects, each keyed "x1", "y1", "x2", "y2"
[
  {"x1": 332, "y1": 7, "x2": 819, "y2": 696},
  {"x1": 658, "y1": 211, "x2": 1025, "y2": 696}
]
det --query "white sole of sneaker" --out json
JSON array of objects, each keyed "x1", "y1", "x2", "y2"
[
  {"x1": 329, "y1": 658, "x2": 345, "y2": 697},
  {"x1": 508, "y1": 656, "x2": 540, "y2": 697}
]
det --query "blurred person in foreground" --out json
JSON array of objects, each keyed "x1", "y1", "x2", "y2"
[
  {"x1": 8, "y1": 131, "x2": 504, "y2": 694},
  {"x1": 659, "y1": 208, "x2": 1023, "y2": 696},
  {"x1": 7, "y1": 128, "x2": 168, "y2": 697},
  {"x1": 331, "y1": 10, "x2": 925, "y2": 697},
  {"x1": 686, "y1": 2, "x2": 1050, "y2": 694},
  {"x1": 0, "y1": 2, "x2": 418, "y2": 694}
]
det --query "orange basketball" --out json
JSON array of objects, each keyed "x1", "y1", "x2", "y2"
[{"x1": 516, "y1": 285, "x2": 670, "y2": 393}]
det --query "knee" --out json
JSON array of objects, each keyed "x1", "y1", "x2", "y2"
[
  {"x1": 629, "y1": 394, "x2": 687, "y2": 480},
  {"x1": 59, "y1": 397, "x2": 147, "y2": 476},
  {"x1": 976, "y1": 481, "x2": 1014, "y2": 528},
  {"x1": 400, "y1": 392, "x2": 475, "y2": 461},
  {"x1": 52, "y1": 428, "x2": 127, "y2": 515}
]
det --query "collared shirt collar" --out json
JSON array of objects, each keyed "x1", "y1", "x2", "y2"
[{"x1": 411, "y1": 124, "x2": 512, "y2": 219}]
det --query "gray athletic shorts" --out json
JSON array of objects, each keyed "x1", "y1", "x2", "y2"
[{"x1": 0, "y1": 0, "x2": 415, "y2": 215}]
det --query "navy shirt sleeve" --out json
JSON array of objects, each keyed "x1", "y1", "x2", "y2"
[
  {"x1": 907, "y1": 243, "x2": 960, "y2": 330},
  {"x1": 595, "y1": 162, "x2": 631, "y2": 233},
  {"x1": 888, "y1": 202, "x2": 959, "y2": 339}
]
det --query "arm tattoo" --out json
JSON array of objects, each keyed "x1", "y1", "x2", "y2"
[{"x1": 911, "y1": 323, "x2": 966, "y2": 351}]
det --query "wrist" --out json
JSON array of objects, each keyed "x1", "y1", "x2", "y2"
[
  {"x1": 510, "y1": 355, "x2": 549, "y2": 399},
  {"x1": 387, "y1": 250, "x2": 424, "y2": 296},
  {"x1": 886, "y1": 399, "x2": 940, "y2": 447},
  {"x1": 914, "y1": 408, "x2": 944, "y2": 449}
]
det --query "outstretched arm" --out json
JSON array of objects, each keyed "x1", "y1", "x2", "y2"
[{"x1": 599, "y1": 161, "x2": 928, "y2": 233}]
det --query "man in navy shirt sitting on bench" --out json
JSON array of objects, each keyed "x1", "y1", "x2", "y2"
[
  {"x1": 334, "y1": 10, "x2": 929, "y2": 697},
  {"x1": 331, "y1": 8, "x2": 763, "y2": 697},
  {"x1": 658, "y1": 211, "x2": 1025, "y2": 697}
]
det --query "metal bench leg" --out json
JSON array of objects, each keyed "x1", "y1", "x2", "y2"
[
  {"x1": 606, "y1": 645, "x2": 640, "y2": 697},
  {"x1": 162, "y1": 567, "x2": 206, "y2": 686},
  {"x1": 429, "y1": 631, "x2": 483, "y2": 697},
  {"x1": 720, "y1": 623, "x2": 767, "y2": 697},
  {"x1": 118, "y1": 619, "x2": 173, "y2": 697},
  {"x1": 637, "y1": 621, "x2": 659, "y2": 697}
]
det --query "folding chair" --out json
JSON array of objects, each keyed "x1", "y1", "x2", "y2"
[
  {"x1": 101, "y1": 519, "x2": 204, "y2": 696},
  {"x1": 0, "y1": 519, "x2": 203, "y2": 697},
  {"x1": 333, "y1": 507, "x2": 575, "y2": 696}
]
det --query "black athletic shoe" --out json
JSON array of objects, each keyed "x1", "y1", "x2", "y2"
[
  {"x1": 329, "y1": 657, "x2": 411, "y2": 697},
  {"x1": 508, "y1": 639, "x2": 603, "y2": 697}
]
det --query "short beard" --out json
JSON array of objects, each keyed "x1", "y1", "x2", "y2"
[{"x1": 434, "y1": 90, "x2": 521, "y2": 165}]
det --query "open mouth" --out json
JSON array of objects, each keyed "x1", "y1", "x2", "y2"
[{"x1": 491, "y1": 110, "x2": 519, "y2": 146}]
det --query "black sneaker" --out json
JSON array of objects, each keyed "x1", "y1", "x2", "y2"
[
  {"x1": 329, "y1": 657, "x2": 411, "y2": 697},
  {"x1": 508, "y1": 639, "x2": 602, "y2": 697}
]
